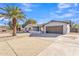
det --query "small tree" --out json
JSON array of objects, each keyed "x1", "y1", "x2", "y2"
[
  {"x1": 72, "y1": 24, "x2": 79, "y2": 28},
  {"x1": 22, "y1": 18, "x2": 37, "y2": 28}
]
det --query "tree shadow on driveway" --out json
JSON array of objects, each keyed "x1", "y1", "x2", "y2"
[
  {"x1": 30, "y1": 33, "x2": 62, "y2": 38},
  {"x1": 0, "y1": 35, "x2": 14, "y2": 42}
]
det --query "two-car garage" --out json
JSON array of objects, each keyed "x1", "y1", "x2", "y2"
[
  {"x1": 46, "y1": 26, "x2": 63, "y2": 34},
  {"x1": 43, "y1": 21, "x2": 70, "y2": 34}
]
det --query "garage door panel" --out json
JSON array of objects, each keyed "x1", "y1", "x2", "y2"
[
  {"x1": 46, "y1": 26, "x2": 63, "y2": 34},
  {"x1": 33, "y1": 27, "x2": 39, "y2": 31}
]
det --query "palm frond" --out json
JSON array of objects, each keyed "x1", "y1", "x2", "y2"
[{"x1": 0, "y1": 5, "x2": 26, "y2": 20}]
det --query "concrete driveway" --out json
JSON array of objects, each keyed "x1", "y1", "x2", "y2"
[
  {"x1": 38, "y1": 33, "x2": 79, "y2": 56},
  {"x1": 0, "y1": 33, "x2": 55, "y2": 56},
  {"x1": 0, "y1": 33, "x2": 79, "y2": 56}
]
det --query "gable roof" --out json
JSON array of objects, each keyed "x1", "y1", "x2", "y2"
[
  {"x1": 50, "y1": 20, "x2": 70, "y2": 24},
  {"x1": 40, "y1": 20, "x2": 70, "y2": 26}
]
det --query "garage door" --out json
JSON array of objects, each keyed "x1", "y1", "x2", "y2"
[
  {"x1": 46, "y1": 26, "x2": 63, "y2": 34},
  {"x1": 33, "y1": 27, "x2": 39, "y2": 31}
]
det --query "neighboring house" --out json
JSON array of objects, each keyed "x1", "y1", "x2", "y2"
[
  {"x1": 24, "y1": 24, "x2": 40, "y2": 32},
  {"x1": 70, "y1": 27, "x2": 79, "y2": 33},
  {"x1": 70, "y1": 24, "x2": 79, "y2": 33},
  {"x1": 16, "y1": 25, "x2": 23, "y2": 32},
  {"x1": 42, "y1": 20, "x2": 70, "y2": 34},
  {"x1": 0, "y1": 26, "x2": 9, "y2": 32}
]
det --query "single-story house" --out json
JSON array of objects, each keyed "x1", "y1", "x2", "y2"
[
  {"x1": 70, "y1": 27, "x2": 79, "y2": 33},
  {"x1": 42, "y1": 20, "x2": 70, "y2": 34},
  {"x1": 0, "y1": 26, "x2": 9, "y2": 32},
  {"x1": 24, "y1": 20, "x2": 70, "y2": 34}
]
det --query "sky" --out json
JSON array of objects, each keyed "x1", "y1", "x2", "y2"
[{"x1": 0, "y1": 3, "x2": 79, "y2": 25}]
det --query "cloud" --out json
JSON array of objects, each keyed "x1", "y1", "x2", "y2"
[
  {"x1": 0, "y1": 17, "x2": 9, "y2": 21},
  {"x1": 55, "y1": 10, "x2": 62, "y2": 13},
  {"x1": 22, "y1": 3, "x2": 40, "y2": 8},
  {"x1": 22, "y1": 3, "x2": 32, "y2": 8},
  {"x1": 71, "y1": 18, "x2": 79, "y2": 23},
  {"x1": 22, "y1": 3, "x2": 33, "y2": 12},
  {"x1": 60, "y1": 13, "x2": 73, "y2": 18},
  {"x1": 58, "y1": 3, "x2": 71, "y2": 9},
  {"x1": 50, "y1": 11, "x2": 79, "y2": 23},
  {"x1": 38, "y1": 18, "x2": 51, "y2": 24},
  {"x1": 22, "y1": 3, "x2": 40, "y2": 12},
  {"x1": 51, "y1": 3, "x2": 79, "y2": 19},
  {"x1": 58, "y1": 3, "x2": 78, "y2": 10},
  {"x1": 68, "y1": 9, "x2": 79, "y2": 14},
  {"x1": 0, "y1": 17, "x2": 4, "y2": 20},
  {"x1": 50, "y1": 12, "x2": 74, "y2": 19},
  {"x1": 23, "y1": 8, "x2": 32, "y2": 12},
  {"x1": 74, "y1": 3, "x2": 78, "y2": 7}
]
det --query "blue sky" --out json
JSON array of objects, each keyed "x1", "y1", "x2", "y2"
[{"x1": 0, "y1": 3, "x2": 79, "y2": 25}]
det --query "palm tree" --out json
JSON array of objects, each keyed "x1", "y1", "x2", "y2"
[
  {"x1": 8, "y1": 21, "x2": 13, "y2": 29},
  {"x1": 8, "y1": 21, "x2": 20, "y2": 30},
  {"x1": 0, "y1": 6, "x2": 25, "y2": 36}
]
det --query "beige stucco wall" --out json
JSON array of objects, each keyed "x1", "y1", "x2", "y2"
[{"x1": 44, "y1": 22, "x2": 70, "y2": 34}]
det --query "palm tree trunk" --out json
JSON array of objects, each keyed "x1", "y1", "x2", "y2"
[{"x1": 12, "y1": 17, "x2": 16, "y2": 36}]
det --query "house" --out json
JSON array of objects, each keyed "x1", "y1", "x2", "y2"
[
  {"x1": 0, "y1": 26, "x2": 9, "y2": 32},
  {"x1": 42, "y1": 20, "x2": 70, "y2": 34},
  {"x1": 24, "y1": 20, "x2": 70, "y2": 34}
]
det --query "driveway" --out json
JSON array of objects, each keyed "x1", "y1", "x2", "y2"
[
  {"x1": 38, "y1": 33, "x2": 79, "y2": 56},
  {"x1": 0, "y1": 33, "x2": 55, "y2": 56},
  {"x1": 0, "y1": 33, "x2": 79, "y2": 56}
]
